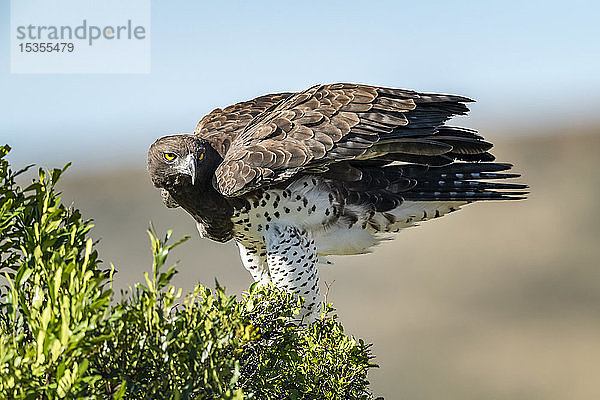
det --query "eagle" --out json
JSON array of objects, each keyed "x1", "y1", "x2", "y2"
[{"x1": 147, "y1": 83, "x2": 526, "y2": 323}]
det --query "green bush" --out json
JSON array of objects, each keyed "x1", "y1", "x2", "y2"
[{"x1": 0, "y1": 145, "x2": 380, "y2": 399}]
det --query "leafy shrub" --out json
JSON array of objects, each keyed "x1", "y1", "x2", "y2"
[{"x1": 0, "y1": 145, "x2": 380, "y2": 399}]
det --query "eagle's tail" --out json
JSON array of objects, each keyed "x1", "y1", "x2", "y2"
[
  {"x1": 339, "y1": 161, "x2": 527, "y2": 213},
  {"x1": 348, "y1": 161, "x2": 528, "y2": 233},
  {"x1": 399, "y1": 162, "x2": 528, "y2": 202}
]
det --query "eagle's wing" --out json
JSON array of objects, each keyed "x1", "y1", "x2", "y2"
[
  {"x1": 212, "y1": 83, "x2": 487, "y2": 197},
  {"x1": 194, "y1": 92, "x2": 294, "y2": 157}
]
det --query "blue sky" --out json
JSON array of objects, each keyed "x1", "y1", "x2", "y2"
[{"x1": 2, "y1": 0, "x2": 599, "y2": 169}]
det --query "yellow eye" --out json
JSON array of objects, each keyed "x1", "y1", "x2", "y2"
[
  {"x1": 199, "y1": 153, "x2": 204, "y2": 161},
  {"x1": 163, "y1": 152, "x2": 177, "y2": 161}
]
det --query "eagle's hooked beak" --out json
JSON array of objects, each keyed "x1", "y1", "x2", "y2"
[
  {"x1": 187, "y1": 154, "x2": 197, "y2": 186},
  {"x1": 177, "y1": 154, "x2": 197, "y2": 186}
]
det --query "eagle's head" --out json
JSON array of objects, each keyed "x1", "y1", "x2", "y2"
[{"x1": 147, "y1": 134, "x2": 216, "y2": 190}]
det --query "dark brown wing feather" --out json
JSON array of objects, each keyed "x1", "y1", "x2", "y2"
[
  {"x1": 213, "y1": 83, "x2": 477, "y2": 197},
  {"x1": 194, "y1": 92, "x2": 294, "y2": 157}
]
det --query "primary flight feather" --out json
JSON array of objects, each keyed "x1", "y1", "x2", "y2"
[{"x1": 147, "y1": 83, "x2": 527, "y2": 323}]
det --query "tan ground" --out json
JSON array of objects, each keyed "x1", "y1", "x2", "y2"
[{"x1": 58, "y1": 129, "x2": 600, "y2": 400}]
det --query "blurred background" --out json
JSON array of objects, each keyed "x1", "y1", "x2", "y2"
[{"x1": 2, "y1": 1, "x2": 600, "y2": 398}]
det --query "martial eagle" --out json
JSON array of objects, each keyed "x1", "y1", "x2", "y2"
[{"x1": 147, "y1": 83, "x2": 526, "y2": 323}]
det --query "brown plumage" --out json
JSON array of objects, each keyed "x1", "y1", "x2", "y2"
[{"x1": 191, "y1": 83, "x2": 486, "y2": 197}]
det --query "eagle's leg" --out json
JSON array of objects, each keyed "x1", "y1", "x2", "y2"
[
  {"x1": 237, "y1": 242, "x2": 272, "y2": 285},
  {"x1": 264, "y1": 223, "x2": 321, "y2": 325}
]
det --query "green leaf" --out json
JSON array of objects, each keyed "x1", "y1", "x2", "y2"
[{"x1": 112, "y1": 381, "x2": 127, "y2": 400}]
